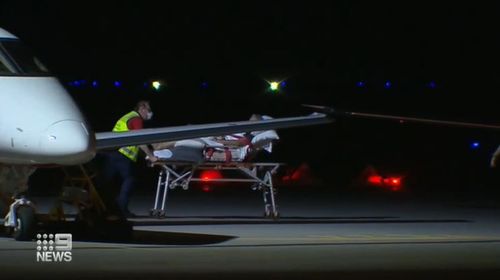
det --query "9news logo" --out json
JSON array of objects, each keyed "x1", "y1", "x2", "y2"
[{"x1": 36, "y1": 233, "x2": 72, "y2": 262}]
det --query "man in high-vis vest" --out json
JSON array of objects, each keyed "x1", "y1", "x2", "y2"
[{"x1": 101, "y1": 100, "x2": 158, "y2": 218}]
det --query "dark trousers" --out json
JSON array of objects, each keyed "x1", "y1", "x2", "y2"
[{"x1": 98, "y1": 151, "x2": 136, "y2": 214}]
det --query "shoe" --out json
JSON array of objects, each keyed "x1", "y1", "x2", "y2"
[{"x1": 123, "y1": 210, "x2": 137, "y2": 218}]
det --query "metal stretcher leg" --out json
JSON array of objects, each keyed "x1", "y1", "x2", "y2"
[
  {"x1": 150, "y1": 162, "x2": 281, "y2": 219},
  {"x1": 159, "y1": 171, "x2": 170, "y2": 217},
  {"x1": 262, "y1": 170, "x2": 279, "y2": 220},
  {"x1": 150, "y1": 170, "x2": 164, "y2": 217},
  {"x1": 150, "y1": 169, "x2": 170, "y2": 218},
  {"x1": 153, "y1": 171, "x2": 163, "y2": 210}
]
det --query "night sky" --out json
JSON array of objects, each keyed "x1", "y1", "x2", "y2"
[
  {"x1": 2, "y1": 2, "x2": 498, "y2": 87},
  {"x1": 2, "y1": 1, "x2": 500, "y2": 192}
]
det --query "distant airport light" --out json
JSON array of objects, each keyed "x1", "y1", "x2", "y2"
[
  {"x1": 269, "y1": 81, "x2": 280, "y2": 91},
  {"x1": 384, "y1": 177, "x2": 402, "y2": 191},
  {"x1": 91, "y1": 80, "x2": 98, "y2": 87},
  {"x1": 384, "y1": 177, "x2": 401, "y2": 186},
  {"x1": 367, "y1": 175, "x2": 383, "y2": 185},
  {"x1": 114, "y1": 81, "x2": 122, "y2": 87},
  {"x1": 428, "y1": 81, "x2": 437, "y2": 89},
  {"x1": 471, "y1": 142, "x2": 480, "y2": 149},
  {"x1": 356, "y1": 81, "x2": 366, "y2": 88},
  {"x1": 384, "y1": 81, "x2": 392, "y2": 89},
  {"x1": 201, "y1": 82, "x2": 209, "y2": 89},
  {"x1": 367, "y1": 175, "x2": 403, "y2": 191},
  {"x1": 152, "y1": 81, "x2": 162, "y2": 91}
]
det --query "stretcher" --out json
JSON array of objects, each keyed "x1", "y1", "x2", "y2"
[
  {"x1": 149, "y1": 161, "x2": 283, "y2": 219},
  {"x1": 149, "y1": 119, "x2": 282, "y2": 219}
]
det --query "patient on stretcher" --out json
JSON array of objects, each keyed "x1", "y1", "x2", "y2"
[{"x1": 151, "y1": 114, "x2": 279, "y2": 163}]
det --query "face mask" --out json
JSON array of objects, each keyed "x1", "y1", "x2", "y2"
[{"x1": 146, "y1": 111, "x2": 153, "y2": 120}]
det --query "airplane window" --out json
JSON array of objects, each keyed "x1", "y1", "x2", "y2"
[{"x1": 0, "y1": 40, "x2": 49, "y2": 75}]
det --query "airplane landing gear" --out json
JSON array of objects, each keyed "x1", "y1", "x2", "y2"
[
  {"x1": 1, "y1": 164, "x2": 37, "y2": 240},
  {"x1": 12, "y1": 205, "x2": 36, "y2": 241},
  {"x1": 3, "y1": 197, "x2": 37, "y2": 241}
]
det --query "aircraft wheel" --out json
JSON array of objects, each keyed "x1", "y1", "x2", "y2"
[{"x1": 12, "y1": 206, "x2": 36, "y2": 241}]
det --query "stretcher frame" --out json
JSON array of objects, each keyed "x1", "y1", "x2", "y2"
[{"x1": 150, "y1": 161, "x2": 283, "y2": 219}]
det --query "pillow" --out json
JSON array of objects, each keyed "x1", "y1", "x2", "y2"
[
  {"x1": 251, "y1": 130, "x2": 279, "y2": 149},
  {"x1": 153, "y1": 149, "x2": 173, "y2": 159}
]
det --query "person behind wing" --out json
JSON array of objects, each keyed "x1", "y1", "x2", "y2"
[{"x1": 99, "y1": 100, "x2": 158, "y2": 218}]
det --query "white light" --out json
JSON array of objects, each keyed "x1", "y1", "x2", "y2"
[
  {"x1": 270, "y1": 82, "x2": 279, "y2": 91},
  {"x1": 152, "y1": 81, "x2": 162, "y2": 90}
]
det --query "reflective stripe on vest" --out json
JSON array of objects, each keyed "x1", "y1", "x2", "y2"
[{"x1": 113, "y1": 111, "x2": 140, "y2": 162}]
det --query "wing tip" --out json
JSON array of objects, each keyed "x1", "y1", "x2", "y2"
[{"x1": 301, "y1": 104, "x2": 335, "y2": 115}]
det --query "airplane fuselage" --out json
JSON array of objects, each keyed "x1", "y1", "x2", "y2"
[{"x1": 0, "y1": 28, "x2": 95, "y2": 165}]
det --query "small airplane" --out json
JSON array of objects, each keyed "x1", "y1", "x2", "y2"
[{"x1": 0, "y1": 27, "x2": 333, "y2": 240}]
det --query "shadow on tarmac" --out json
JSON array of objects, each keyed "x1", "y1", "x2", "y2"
[
  {"x1": 1, "y1": 221, "x2": 236, "y2": 245},
  {"x1": 130, "y1": 215, "x2": 471, "y2": 226}
]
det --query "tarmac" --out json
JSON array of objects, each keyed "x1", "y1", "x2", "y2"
[{"x1": 1, "y1": 186, "x2": 500, "y2": 279}]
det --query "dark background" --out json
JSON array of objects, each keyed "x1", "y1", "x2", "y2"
[{"x1": 2, "y1": 1, "x2": 500, "y2": 195}]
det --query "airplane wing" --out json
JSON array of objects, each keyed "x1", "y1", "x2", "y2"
[
  {"x1": 337, "y1": 111, "x2": 500, "y2": 130},
  {"x1": 95, "y1": 112, "x2": 332, "y2": 150}
]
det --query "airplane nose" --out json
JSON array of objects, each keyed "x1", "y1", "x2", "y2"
[{"x1": 41, "y1": 120, "x2": 95, "y2": 164}]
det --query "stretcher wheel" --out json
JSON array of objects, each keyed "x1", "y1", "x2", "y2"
[
  {"x1": 12, "y1": 206, "x2": 36, "y2": 241},
  {"x1": 271, "y1": 212, "x2": 280, "y2": 220},
  {"x1": 263, "y1": 204, "x2": 279, "y2": 220},
  {"x1": 150, "y1": 209, "x2": 167, "y2": 218},
  {"x1": 149, "y1": 209, "x2": 165, "y2": 217},
  {"x1": 149, "y1": 209, "x2": 159, "y2": 217},
  {"x1": 264, "y1": 212, "x2": 280, "y2": 219},
  {"x1": 158, "y1": 210, "x2": 167, "y2": 217}
]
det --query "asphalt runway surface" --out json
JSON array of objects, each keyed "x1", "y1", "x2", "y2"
[{"x1": 1, "y1": 186, "x2": 500, "y2": 279}]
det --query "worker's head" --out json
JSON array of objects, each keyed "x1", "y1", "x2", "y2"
[{"x1": 135, "y1": 100, "x2": 153, "y2": 120}]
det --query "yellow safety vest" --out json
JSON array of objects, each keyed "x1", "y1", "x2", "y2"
[{"x1": 113, "y1": 111, "x2": 141, "y2": 162}]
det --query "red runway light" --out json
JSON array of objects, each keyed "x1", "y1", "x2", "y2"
[
  {"x1": 385, "y1": 177, "x2": 402, "y2": 191},
  {"x1": 367, "y1": 175, "x2": 383, "y2": 185},
  {"x1": 367, "y1": 175, "x2": 403, "y2": 191},
  {"x1": 200, "y1": 170, "x2": 222, "y2": 182}
]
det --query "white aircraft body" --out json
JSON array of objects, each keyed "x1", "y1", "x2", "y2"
[{"x1": 0, "y1": 27, "x2": 332, "y2": 239}]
